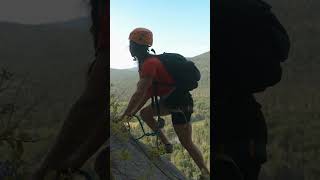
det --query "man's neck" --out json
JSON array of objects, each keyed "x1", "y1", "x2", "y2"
[{"x1": 136, "y1": 53, "x2": 151, "y2": 61}]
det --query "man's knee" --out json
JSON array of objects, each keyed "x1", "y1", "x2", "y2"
[{"x1": 140, "y1": 107, "x2": 147, "y2": 117}]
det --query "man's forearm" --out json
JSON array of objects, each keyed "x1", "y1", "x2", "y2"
[
  {"x1": 124, "y1": 77, "x2": 152, "y2": 117},
  {"x1": 124, "y1": 91, "x2": 144, "y2": 116},
  {"x1": 131, "y1": 94, "x2": 149, "y2": 115}
]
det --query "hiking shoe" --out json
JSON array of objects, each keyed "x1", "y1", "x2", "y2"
[{"x1": 164, "y1": 144, "x2": 173, "y2": 153}]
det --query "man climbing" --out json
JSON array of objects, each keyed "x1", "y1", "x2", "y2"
[
  {"x1": 120, "y1": 27, "x2": 210, "y2": 178},
  {"x1": 30, "y1": 0, "x2": 108, "y2": 179},
  {"x1": 213, "y1": 0, "x2": 290, "y2": 179}
]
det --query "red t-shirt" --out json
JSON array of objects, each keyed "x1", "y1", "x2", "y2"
[{"x1": 140, "y1": 57, "x2": 175, "y2": 98}]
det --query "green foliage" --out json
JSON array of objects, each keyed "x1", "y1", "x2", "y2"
[
  {"x1": 168, "y1": 119, "x2": 210, "y2": 179},
  {"x1": 110, "y1": 91, "x2": 131, "y2": 143}
]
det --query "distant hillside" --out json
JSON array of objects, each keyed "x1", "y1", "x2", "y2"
[{"x1": 110, "y1": 52, "x2": 210, "y2": 100}]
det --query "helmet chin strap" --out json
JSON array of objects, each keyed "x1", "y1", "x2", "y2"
[{"x1": 132, "y1": 48, "x2": 155, "y2": 62}]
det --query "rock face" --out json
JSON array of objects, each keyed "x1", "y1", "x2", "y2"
[{"x1": 110, "y1": 135, "x2": 186, "y2": 180}]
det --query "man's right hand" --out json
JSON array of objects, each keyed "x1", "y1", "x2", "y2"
[{"x1": 120, "y1": 114, "x2": 131, "y2": 121}]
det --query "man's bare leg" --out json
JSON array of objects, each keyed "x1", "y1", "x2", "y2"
[
  {"x1": 173, "y1": 123, "x2": 210, "y2": 175},
  {"x1": 140, "y1": 105, "x2": 171, "y2": 145}
]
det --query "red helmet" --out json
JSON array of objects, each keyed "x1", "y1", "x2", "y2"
[{"x1": 129, "y1": 28, "x2": 153, "y2": 46}]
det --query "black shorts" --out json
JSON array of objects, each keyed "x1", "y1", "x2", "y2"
[{"x1": 159, "y1": 90, "x2": 194, "y2": 125}]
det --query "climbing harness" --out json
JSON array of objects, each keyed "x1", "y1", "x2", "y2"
[
  {"x1": 131, "y1": 115, "x2": 162, "y2": 140},
  {"x1": 129, "y1": 82, "x2": 165, "y2": 149},
  {"x1": 151, "y1": 81, "x2": 166, "y2": 129},
  {"x1": 130, "y1": 114, "x2": 164, "y2": 151},
  {"x1": 129, "y1": 81, "x2": 189, "y2": 151}
]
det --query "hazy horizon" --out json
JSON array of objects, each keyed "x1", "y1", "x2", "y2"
[{"x1": 110, "y1": 51, "x2": 210, "y2": 70}]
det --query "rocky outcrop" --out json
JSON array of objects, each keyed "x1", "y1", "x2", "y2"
[{"x1": 110, "y1": 135, "x2": 186, "y2": 180}]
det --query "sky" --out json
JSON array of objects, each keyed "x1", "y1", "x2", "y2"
[
  {"x1": 110, "y1": 0, "x2": 210, "y2": 69},
  {"x1": 0, "y1": 0, "x2": 87, "y2": 24}
]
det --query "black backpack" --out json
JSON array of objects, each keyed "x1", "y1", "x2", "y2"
[
  {"x1": 153, "y1": 53, "x2": 201, "y2": 92},
  {"x1": 149, "y1": 53, "x2": 200, "y2": 125},
  {"x1": 213, "y1": 0, "x2": 290, "y2": 93}
]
